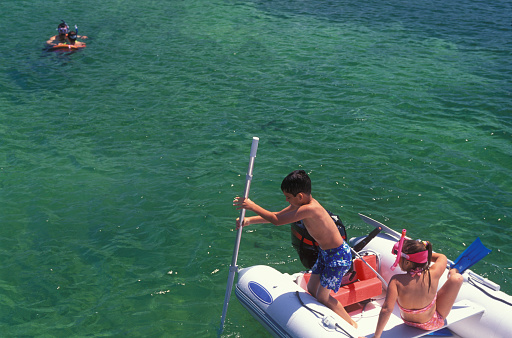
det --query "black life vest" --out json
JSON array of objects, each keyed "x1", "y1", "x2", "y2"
[{"x1": 291, "y1": 210, "x2": 348, "y2": 269}]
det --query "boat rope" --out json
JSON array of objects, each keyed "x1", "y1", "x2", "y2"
[
  {"x1": 467, "y1": 276, "x2": 512, "y2": 307},
  {"x1": 295, "y1": 291, "x2": 354, "y2": 338}
]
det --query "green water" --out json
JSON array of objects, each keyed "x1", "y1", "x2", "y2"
[{"x1": 1, "y1": 0, "x2": 511, "y2": 336}]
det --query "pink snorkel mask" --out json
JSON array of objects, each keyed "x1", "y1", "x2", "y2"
[
  {"x1": 391, "y1": 230, "x2": 428, "y2": 270},
  {"x1": 390, "y1": 229, "x2": 407, "y2": 270}
]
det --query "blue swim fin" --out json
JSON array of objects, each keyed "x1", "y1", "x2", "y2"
[{"x1": 451, "y1": 237, "x2": 491, "y2": 273}]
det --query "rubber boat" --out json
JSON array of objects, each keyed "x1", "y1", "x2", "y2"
[{"x1": 235, "y1": 214, "x2": 512, "y2": 338}]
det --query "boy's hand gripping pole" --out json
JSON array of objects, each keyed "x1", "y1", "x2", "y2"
[{"x1": 219, "y1": 137, "x2": 259, "y2": 335}]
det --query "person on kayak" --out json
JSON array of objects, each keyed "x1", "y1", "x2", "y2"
[
  {"x1": 374, "y1": 239, "x2": 463, "y2": 337},
  {"x1": 233, "y1": 170, "x2": 358, "y2": 328},
  {"x1": 46, "y1": 21, "x2": 70, "y2": 45},
  {"x1": 46, "y1": 21, "x2": 88, "y2": 46}
]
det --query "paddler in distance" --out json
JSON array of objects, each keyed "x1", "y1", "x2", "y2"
[{"x1": 46, "y1": 20, "x2": 88, "y2": 47}]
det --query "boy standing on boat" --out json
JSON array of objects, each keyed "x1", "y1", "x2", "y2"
[{"x1": 233, "y1": 170, "x2": 358, "y2": 328}]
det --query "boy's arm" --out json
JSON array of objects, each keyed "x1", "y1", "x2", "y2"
[
  {"x1": 233, "y1": 197, "x2": 309, "y2": 226},
  {"x1": 236, "y1": 204, "x2": 297, "y2": 228},
  {"x1": 236, "y1": 215, "x2": 268, "y2": 228}
]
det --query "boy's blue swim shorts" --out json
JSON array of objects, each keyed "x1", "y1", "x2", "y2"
[{"x1": 311, "y1": 241, "x2": 352, "y2": 293}]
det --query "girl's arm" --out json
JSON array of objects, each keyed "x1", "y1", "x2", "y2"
[
  {"x1": 375, "y1": 278, "x2": 398, "y2": 338},
  {"x1": 431, "y1": 252, "x2": 446, "y2": 263},
  {"x1": 430, "y1": 253, "x2": 448, "y2": 278}
]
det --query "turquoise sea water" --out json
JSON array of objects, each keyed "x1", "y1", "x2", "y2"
[{"x1": 1, "y1": 0, "x2": 511, "y2": 336}]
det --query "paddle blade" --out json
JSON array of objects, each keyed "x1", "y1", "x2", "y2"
[{"x1": 451, "y1": 237, "x2": 491, "y2": 273}]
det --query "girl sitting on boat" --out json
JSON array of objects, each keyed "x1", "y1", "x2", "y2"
[{"x1": 374, "y1": 238, "x2": 463, "y2": 337}]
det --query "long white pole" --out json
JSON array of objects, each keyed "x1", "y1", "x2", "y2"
[
  {"x1": 219, "y1": 137, "x2": 259, "y2": 334},
  {"x1": 350, "y1": 248, "x2": 389, "y2": 289}
]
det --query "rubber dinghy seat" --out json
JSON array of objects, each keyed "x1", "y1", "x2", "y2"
[{"x1": 297, "y1": 254, "x2": 383, "y2": 306}]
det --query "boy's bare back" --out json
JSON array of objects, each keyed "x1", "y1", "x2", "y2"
[{"x1": 299, "y1": 197, "x2": 344, "y2": 250}]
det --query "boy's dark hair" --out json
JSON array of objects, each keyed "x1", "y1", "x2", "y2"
[{"x1": 281, "y1": 170, "x2": 311, "y2": 196}]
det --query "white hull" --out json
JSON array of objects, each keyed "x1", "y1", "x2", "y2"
[{"x1": 235, "y1": 233, "x2": 512, "y2": 338}]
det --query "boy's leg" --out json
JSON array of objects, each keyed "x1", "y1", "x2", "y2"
[
  {"x1": 314, "y1": 283, "x2": 358, "y2": 328},
  {"x1": 307, "y1": 273, "x2": 321, "y2": 296},
  {"x1": 436, "y1": 268, "x2": 463, "y2": 318},
  {"x1": 307, "y1": 242, "x2": 356, "y2": 327},
  {"x1": 307, "y1": 276, "x2": 357, "y2": 328}
]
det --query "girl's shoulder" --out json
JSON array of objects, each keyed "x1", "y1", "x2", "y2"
[{"x1": 390, "y1": 273, "x2": 412, "y2": 288}]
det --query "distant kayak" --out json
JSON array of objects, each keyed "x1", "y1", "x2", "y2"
[{"x1": 46, "y1": 43, "x2": 85, "y2": 52}]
